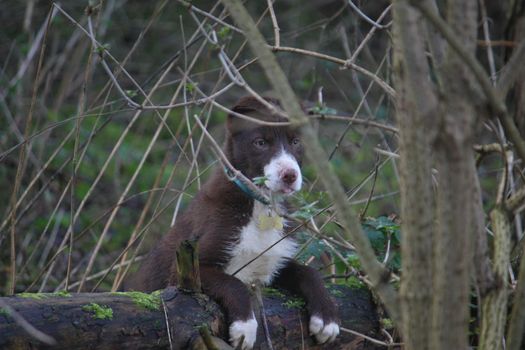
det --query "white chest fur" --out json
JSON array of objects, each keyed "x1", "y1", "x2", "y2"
[{"x1": 224, "y1": 202, "x2": 297, "y2": 285}]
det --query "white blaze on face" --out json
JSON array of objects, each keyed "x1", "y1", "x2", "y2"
[{"x1": 263, "y1": 150, "x2": 302, "y2": 194}]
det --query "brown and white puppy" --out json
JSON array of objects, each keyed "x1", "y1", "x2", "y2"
[{"x1": 128, "y1": 96, "x2": 339, "y2": 349}]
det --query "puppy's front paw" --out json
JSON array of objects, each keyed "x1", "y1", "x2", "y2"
[
  {"x1": 309, "y1": 315, "x2": 339, "y2": 344},
  {"x1": 229, "y1": 317, "x2": 258, "y2": 350}
]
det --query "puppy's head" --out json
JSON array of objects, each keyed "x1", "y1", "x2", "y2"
[{"x1": 225, "y1": 96, "x2": 304, "y2": 195}]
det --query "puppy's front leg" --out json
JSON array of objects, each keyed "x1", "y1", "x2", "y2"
[
  {"x1": 200, "y1": 266, "x2": 257, "y2": 350},
  {"x1": 273, "y1": 259, "x2": 340, "y2": 344}
]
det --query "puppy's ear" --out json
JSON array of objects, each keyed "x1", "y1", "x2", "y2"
[
  {"x1": 227, "y1": 96, "x2": 283, "y2": 134},
  {"x1": 227, "y1": 102, "x2": 259, "y2": 135}
]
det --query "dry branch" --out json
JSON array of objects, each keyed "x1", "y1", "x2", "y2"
[{"x1": 0, "y1": 285, "x2": 383, "y2": 350}]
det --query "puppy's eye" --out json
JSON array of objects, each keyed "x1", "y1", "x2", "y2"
[
  {"x1": 253, "y1": 138, "x2": 267, "y2": 148},
  {"x1": 291, "y1": 137, "x2": 300, "y2": 145}
]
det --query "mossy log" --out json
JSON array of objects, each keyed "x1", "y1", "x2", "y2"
[{"x1": 0, "y1": 285, "x2": 382, "y2": 349}]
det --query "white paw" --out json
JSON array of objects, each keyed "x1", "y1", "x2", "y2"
[
  {"x1": 309, "y1": 315, "x2": 339, "y2": 344},
  {"x1": 229, "y1": 317, "x2": 258, "y2": 350}
]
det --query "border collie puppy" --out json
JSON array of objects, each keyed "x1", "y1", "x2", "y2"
[{"x1": 128, "y1": 96, "x2": 339, "y2": 349}]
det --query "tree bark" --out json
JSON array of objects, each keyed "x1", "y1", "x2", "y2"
[
  {"x1": 0, "y1": 285, "x2": 382, "y2": 350},
  {"x1": 392, "y1": 1, "x2": 438, "y2": 348},
  {"x1": 428, "y1": 1, "x2": 483, "y2": 349}
]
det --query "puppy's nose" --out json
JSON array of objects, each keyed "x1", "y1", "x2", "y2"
[{"x1": 281, "y1": 169, "x2": 297, "y2": 185}]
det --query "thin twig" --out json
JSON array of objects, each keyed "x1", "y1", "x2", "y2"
[
  {"x1": 161, "y1": 297, "x2": 174, "y2": 350},
  {"x1": 254, "y1": 284, "x2": 274, "y2": 350},
  {"x1": 346, "y1": 0, "x2": 390, "y2": 29},
  {"x1": 340, "y1": 326, "x2": 403, "y2": 347},
  {"x1": 497, "y1": 38, "x2": 525, "y2": 97},
  {"x1": 374, "y1": 147, "x2": 400, "y2": 159},
  {"x1": 7, "y1": 6, "x2": 58, "y2": 89},
  {"x1": 359, "y1": 160, "x2": 379, "y2": 219},
  {"x1": 349, "y1": 5, "x2": 392, "y2": 63},
  {"x1": 177, "y1": 0, "x2": 243, "y2": 34},
  {"x1": 312, "y1": 114, "x2": 398, "y2": 133},
  {"x1": 0, "y1": 300, "x2": 56, "y2": 345},
  {"x1": 266, "y1": 0, "x2": 280, "y2": 47},
  {"x1": 479, "y1": 0, "x2": 497, "y2": 84},
  {"x1": 271, "y1": 45, "x2": 395, "y2": 98}
]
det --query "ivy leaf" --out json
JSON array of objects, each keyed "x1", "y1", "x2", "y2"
[{"x1": 291, "y1": 201, "x2": 320, "y2": 221}]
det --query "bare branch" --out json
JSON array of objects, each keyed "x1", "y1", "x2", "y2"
[
  {"x1": 311, "y1": 114, "x2": 398, "y2": 134},
  {"x1": 266, "y1": 0, "x2": 280, "y2": 47},
  {"x1": 270, "y1": 46, "x2": 396, "y2": 99},
  {"x1": 498, "y1": 40, "x2": 525, "y2": 97},
  {"x1": 348, "y1": 5, "x2": 392, "y2": 63},
  {"x1": 177, "y1": 0, "x2": 243, "y2": 34},
  {"x1": 345, "y1": 0, "x2": 391, "y2": 29},
  {"x1": 340, "y1": 327, "x2": 403, "y2": 347},
  {"x1": 507, "y1": 187, "x2": 525, "y2": 213}
]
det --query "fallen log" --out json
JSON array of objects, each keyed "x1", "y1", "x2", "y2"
[{"x1": 0, "y1": 285, "x2": 383, "y2": 349}]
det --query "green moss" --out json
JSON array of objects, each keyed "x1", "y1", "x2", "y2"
[
  {"x1": 329, "y1": 288, "x2": 344, "y2": 297},
  {"x1": 380, "y1": 318, "x2": 394, "y2": 330},
  {"x1": 346, "y1": 276, "x2": 365, "y2": 289},
  {"x1": 17, "y1": 293, "x2": 46, "y2": 300},
  {"x1": 111, "y1": 290, "x2": 161, "y2": 311},
  {"x1": 262, "y1": 287, "x2": 285, "y2": 298},
  {"x1": 282, "y1": 297, "x2": 305, "y2": 309},
  {"x1": 82, "y1": 303, "x2": 113, "y2": 320},
  {"x1": 0, "y1": 307, "x2": 9, "y2": 317},
  {"x1": 52, "y1": 290, "x2": 72, "y2": 297},
  {"x1": 17, "y1": 291, "x2": 71, "y2": 299}
]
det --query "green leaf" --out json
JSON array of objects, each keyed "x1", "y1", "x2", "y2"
[
  {"x1": 295, "y1": 233, "x2": 327, "y2": 262},
  {"x1": 185, "y1": 82, "x2": 197, "y2": 94},
  {"x1": 252, "y1": 175, "x2": 268, "y2": 186},
  {"x1": 217, "y1": 26, "x2": 231, "y2": 40},
  {"x1": 310, "y1": 103, "x2": 338, "y2": 115},
  {"x1": 125, "y1": 90, "x2": 137, "y2": 98}
]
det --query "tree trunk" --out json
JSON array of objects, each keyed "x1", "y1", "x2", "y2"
[
  {"x1": 0, "y1": 285, "x2": 382, "y2": 350},
  {"x1": 392, "y1": 1, "x2": 438, "y2": 348}
]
